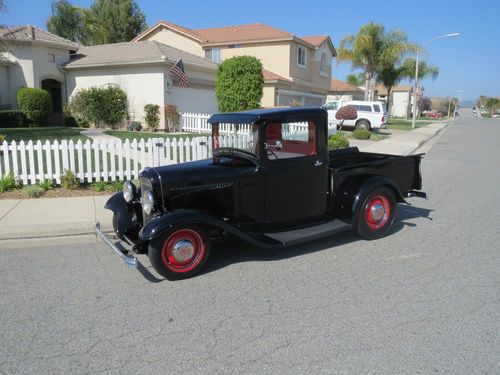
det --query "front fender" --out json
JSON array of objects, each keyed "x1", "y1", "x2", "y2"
[
  {"x1": 105, "y1": 192, "x2": 141, "y2": 241},
  {"x1": 139, "y1": 209, "x2": 281, "y2": 249}
]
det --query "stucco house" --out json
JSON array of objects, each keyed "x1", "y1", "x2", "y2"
[
  {"x1": 327, "y1": 78, "x2": 364, "y2": 102},
  {"x1": 63, "y1": 41, "x2": 218, "y2": 128},
  {"x1": 0, "y1": 25, "x2": 78, "y2": 123},
  {"x1": 0, "y1": 25, "x2": 218, "y2": 129},
  {"x1": 374, "y1": 84, "x2": 414, "y2": 118},
  {"x1": 132, "y1": 21, "x2": 337, "y2": 107}
]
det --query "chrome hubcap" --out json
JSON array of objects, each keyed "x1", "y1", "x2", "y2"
[
  {"x1": 172, "y1": 240, "x2": 195, "y2": 263},
  {"x1": 370, "y1": 203, "x2": 385, "y2": 222}
]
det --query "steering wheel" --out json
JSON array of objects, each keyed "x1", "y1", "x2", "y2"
[{"x1": 267, "y1": 148, "x2": 278, "y2": 159}]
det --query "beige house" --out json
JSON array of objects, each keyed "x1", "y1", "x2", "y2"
[
  {"x1": 327, "y1": 78, "x2": 364, "y2": 102},
  {"x1": 132, "y1": 21, "x2": 337, "y2": 107},
  {"x1": 64, "y1": 41, "x2": 218, "y2": 128},
  {"x1": 0, "y1": 25, "x2": 79, "y2": 123},
  {"x1": 375, "y1": 84, "x2": 414, "y2": 118}
]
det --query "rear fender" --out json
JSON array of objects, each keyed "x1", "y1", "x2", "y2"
[
  {"x1": 139, "y1": 209, "x2": 280, "y2": 249},
  {"x1": 350, "y1": 176, "x2": 407, "y2": 227}
]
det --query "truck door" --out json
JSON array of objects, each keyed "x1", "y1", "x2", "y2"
[{"x1": 263, "y1": 121, "x2": 328, "y2": 224}]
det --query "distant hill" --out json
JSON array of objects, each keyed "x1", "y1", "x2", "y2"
[{"x1": 460, "y1": 99, "x2": 476, "y2": 108}]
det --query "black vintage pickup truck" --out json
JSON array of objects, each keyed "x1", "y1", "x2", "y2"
[{"x1": 97, "y1": 107, "x2": 426, "y2": 280}]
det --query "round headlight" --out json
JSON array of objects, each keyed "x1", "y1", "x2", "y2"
[
  {"x1": 143, "y1": 191, "x2": 155, "y2": 215},
  {"x1": 123, "y1": 181, "x2": 136, "y2": 202}
]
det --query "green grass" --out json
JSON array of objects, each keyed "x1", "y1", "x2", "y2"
[
  {"x1": 387, "y1": 118, "x2": 431, "y2": 131},
  {"x1": 0, "y1": 127, "x2": 90, "y2": 142},
  {"x1": 103, "y1": 130, "x2": 204, "y2": 142}
]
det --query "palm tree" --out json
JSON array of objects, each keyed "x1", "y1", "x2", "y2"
[
  {"x1": 346, "y1": 73, "x2": 365, "y2": 87},
  {"x1": 337, "y1": 22, "x2": 412, "y2": 101},
  {"x1": 46, "y1": 0, "x2": 105, "y2": 45},
  {"x1": 376, "y1": 65, "x2": 403, "y2": 114}
]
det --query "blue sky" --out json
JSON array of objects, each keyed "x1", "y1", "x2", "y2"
[{"x1": 1, "y1": 0, "x2": 499, "y2": 100}]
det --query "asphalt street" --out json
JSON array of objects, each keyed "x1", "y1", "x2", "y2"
[{"x1": 1, "y1": 111, "x2": 499, "y2": 374}]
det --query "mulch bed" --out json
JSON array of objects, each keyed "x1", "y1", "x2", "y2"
[{"x1": 0, "y1": 186, "x2": 114, "y2": 200}]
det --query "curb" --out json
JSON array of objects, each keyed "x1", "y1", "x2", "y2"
[{"x1": 405, "y1": 123, "x2": 449, "y2": 155}]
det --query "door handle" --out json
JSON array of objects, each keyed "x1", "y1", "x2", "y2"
[{"x1": 314, "y1": 160, "x2": 323, "y2": 167}]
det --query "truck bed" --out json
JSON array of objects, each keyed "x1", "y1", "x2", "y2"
[{"x1": 329, "y1": 147, "x2": 423, "y2": 193}]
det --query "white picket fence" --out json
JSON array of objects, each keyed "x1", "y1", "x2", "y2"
[
  {"x1": 181, "y1": 112, "x2": 310, "y2": 135},
  {"x1": 0, "y1": 134, "x2": 251, "y2": 185}
]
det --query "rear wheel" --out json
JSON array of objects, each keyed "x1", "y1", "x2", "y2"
[
  {"x1": 356, "y1": 186, "x2": 396, "y2": 240},
  {"x1": 356, "y1": 120, "x2": 370, "y2": 130},
  {"x1": 148, "y1": 225, "x2": 211, "y2": 280}
]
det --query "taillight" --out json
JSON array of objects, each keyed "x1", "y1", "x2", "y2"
[{"x1": 381, "y1": 115, "x2": 385, "y2": 123}]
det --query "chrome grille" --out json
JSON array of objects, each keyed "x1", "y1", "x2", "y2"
[{"x1": 168, "y1": 181, "x2": 234, "y2": 216}]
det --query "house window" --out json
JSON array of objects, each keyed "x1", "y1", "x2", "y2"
[
  {"x1": 205, "y1": 48, "x2": 221, "y2": 63},
  {"x1": 48, "y1": 53, "x2": 55, "y2": 63},
  {"x1": 320, "y1": 52, "x2": 328, "y2": 74},
  {"x1": 297, "y1": 46, "x2": 306, "y2": 68}
]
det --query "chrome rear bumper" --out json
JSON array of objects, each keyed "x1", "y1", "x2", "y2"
[{"x1": 95, "y1": 222, "x2": 138, "y2": 269}]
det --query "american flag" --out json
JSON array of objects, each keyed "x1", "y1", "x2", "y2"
[{"x1": 169, "y1": 59, "x2": 189, "y2": 88}]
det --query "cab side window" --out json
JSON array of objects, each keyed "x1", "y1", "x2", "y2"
[{"x1": 265, "y1": 121, "x2": 316, "y2": 160}]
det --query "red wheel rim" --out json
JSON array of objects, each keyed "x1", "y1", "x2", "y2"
[
  {"x1": 161, "y1": 229, "x2": 205, "y2": 273},
  {"x1": 365, "y1": 195, "x2": 390, "y2": 230}
]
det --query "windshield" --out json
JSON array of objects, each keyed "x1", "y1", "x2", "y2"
[{"x1": 211, "y1": 123, "x2": 259, "y2": 156}]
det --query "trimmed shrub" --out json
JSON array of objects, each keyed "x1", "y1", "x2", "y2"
[
  {"x1": 23, "y1": 184, "x2": 46, "y2": 198},
  {"x1": 144, "y1": 104, "x2": 160, "y2": 130},
  {"x1": 0, "y1": 134, "x2": 6, "y2": 143},
  {"x1": 60, "y1": 169, "x2": 79, "y2": 190},
  {"x1": 0, "y1": 110, "x2": 27, "y2": 128},
  {"x1": 127, "y1": 121, "x2": 142, "y2": 131},
  {"x1": 67, "y1": 86, "x2": 127, "y2": 128},
  {"x1": 335, "y1": 105, "x2": 358, "y2": 131},
  {"x1": 164, "y1": 105, "x2": 181, "y2": 132},
  {"x1": 215, "y1": 55, "x2": 264, "y2": 112},
  {"x1": 352, "y1": 129, "x2": 371, "y2": 140},
  {"x1": 66, "y1": 91, "x2": 90, "y2": 127},
  {"x1": 16, "y1": 87, "x2": 51, "y2": 125},
  {"x1": 328, "y1": 133, "x2": 350, "y2": 150}
]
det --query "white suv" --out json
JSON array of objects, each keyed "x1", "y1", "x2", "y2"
[{"x1": 323, "y1": 100, "x2": 388, "y2": 130}]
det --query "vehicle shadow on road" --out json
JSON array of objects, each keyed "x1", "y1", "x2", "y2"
[{"x1": 200, "y1": 204, "x2": 434, "y2": 277}]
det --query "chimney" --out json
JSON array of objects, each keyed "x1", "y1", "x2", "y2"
[{"x1": 27, "y1": 25, "x2": 35, "y2": 39}]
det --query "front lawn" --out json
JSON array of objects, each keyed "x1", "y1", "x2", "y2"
[
  {"x1": 0, "y1": 127, "x2": 90, "y2": 142},
  {"x1": 387, "y1": 118, "x2": 431, "y2": 131},
  {"x1": 103, "y1": 130, "x2": 205, "y2": 142}
]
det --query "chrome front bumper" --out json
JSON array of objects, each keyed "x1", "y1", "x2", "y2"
[{"x1": 95, "y1": 222, "x2": 138, "y2": 269}]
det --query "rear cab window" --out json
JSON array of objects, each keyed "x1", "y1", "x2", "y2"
[{"x1": 265, "y1": 121, "x2": 317, "y2": 160}]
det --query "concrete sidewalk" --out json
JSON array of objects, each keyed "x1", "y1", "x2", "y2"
[{"x1": 0, "y1": 122, "x2": 448, "y2": 242}]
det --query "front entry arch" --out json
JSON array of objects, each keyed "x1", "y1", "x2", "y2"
[{"x1": 41, "y1": 78, "x2": 63, "y2": 125}]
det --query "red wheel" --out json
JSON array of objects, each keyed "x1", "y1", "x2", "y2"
[
  {"x1": 149, "y1": 225, "x2": 210, "y2": 280},
  {"x1": 356, "y1": 186, "x2": 395, "y2": 240},
  {"x1": 365, "y1": 195, "x2": 391, "y2": 230}
]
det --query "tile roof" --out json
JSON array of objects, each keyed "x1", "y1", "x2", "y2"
[
  {"x1": 330, "y1": 78, "x2": 363, "y2": 92},
  {"x1": 64, "y1": 41, "x2": 217, "y2": 69},
  {"x1": 0, "y1": 25, "x2": 78, "y2": 50},
  {"x1": 300, "y1": 35, "x2": 329, "y2": 46},
  {"x1": 132, "y1": 20, "x2": 203, "y2": 42},
  {"x1": 195, "y1": 23, "x2": 293, "y2": 44},
  {"x1": 262, "y1": 68, "x2": 291, "y2": 82},
  {"x1": 375, "y1": 84, "x2": 412, "y2": 95}
]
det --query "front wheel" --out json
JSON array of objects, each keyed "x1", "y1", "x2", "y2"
[
  {"x1": 148, "y1": 225, "x2": 211, "y2": 280},
  {"x1": 356, "y1": 186, "x2": 396, "y2": 240}
]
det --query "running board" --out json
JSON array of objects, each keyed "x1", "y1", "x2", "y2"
[{"x1": 263, "y1": 219, "x2": 351, "y2": 247}]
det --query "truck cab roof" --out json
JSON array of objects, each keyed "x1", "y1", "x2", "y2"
[{"x1": 208, "y1": 107, "x2": 328, "y2": 125}]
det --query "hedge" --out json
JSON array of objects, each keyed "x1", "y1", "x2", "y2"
[
  {"x1": 0, "y1": 110, "x2": 27, "y2": 128},
  {"x1": 328, "y1": 133, "x2": 350, "y2": 150},
  {"x1": 17, "y1": 87, "x2": 51, "y2": 125}
]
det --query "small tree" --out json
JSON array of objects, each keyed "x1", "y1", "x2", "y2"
[
  {"x1": 335, "y1": 105, "x2": 358, "y2": 132},
  {"x1": 164, "y1": 105, "x2": 181, "y2": 132},
  {"x1": 16, "y1": 87, "x2": 51, "y2": 125},
  {"x1": 215, "y1": 56, "x2": 264, "y2": 112},
  {"x1": 144, "y1": 104, "x2": 160, "y2": 131}
]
